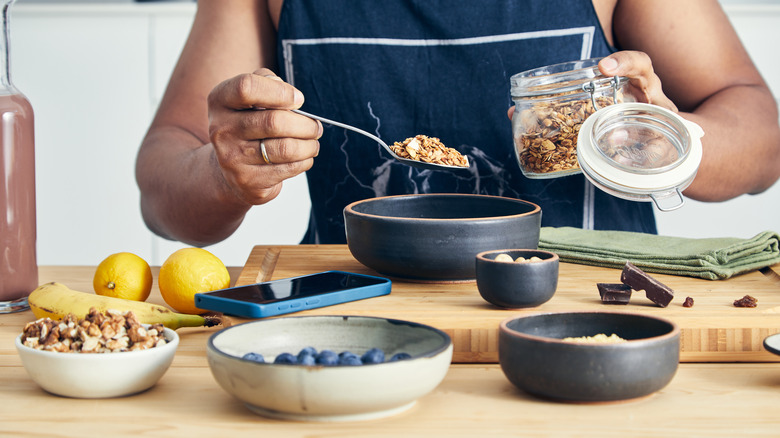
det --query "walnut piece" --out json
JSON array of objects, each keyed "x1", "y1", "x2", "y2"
[
  {"x1": 733, "y1": 295, "x2": 758, "y2": 308},
  {"x1": 21, "y1": 308, "x2": 167, "y2": 353}
]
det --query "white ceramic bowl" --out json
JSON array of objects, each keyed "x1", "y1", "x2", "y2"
[
  {"x1": 15, "y1": 327, "x2": 179, "y2": 398},
  {"x1": 207, "y1": 315, "x2": 453, "y2": 422}
]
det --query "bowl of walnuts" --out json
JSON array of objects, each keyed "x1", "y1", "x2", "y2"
[{"x1": 15, "y1": 308, "x2": 179, "y2": 398}]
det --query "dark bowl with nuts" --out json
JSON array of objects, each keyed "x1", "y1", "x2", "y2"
[
  {"x1": 476, "y1": 249, "x2": 559, "y2": 308},
  {"x1": 499, "y1": 311, "x2": 680, "y2": 403},
  {"x1": 344, "y1": 194, "x2": 542, "y2": 282}
]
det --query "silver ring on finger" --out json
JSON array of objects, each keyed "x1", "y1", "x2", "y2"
[{"x1": 260, "y1": 139, "x2": 272, "y2": 165}]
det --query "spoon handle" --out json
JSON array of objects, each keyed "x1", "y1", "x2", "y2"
[{"x1": 292, "y1": 109, "x2": 394, "y2": 154}]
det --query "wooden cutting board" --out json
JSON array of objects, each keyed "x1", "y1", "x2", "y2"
[{"x1": 235, "y1": 245, "x2": 780, "y2": 363}]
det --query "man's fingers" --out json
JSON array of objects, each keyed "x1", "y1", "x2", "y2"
[
  {"x1": 210, "y1": 71, "x2": 304, "y2": 111},
  {"x1": 599, "y1": 52, "x2": 678, "y2": 112}
]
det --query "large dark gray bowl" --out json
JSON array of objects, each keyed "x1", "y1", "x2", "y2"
[
  {"x1": 499, "y1": 311, "x2": 679, "y2": 402},
  {"x1": 343, "y1": 194, "x2": 542, "y2": 281}
]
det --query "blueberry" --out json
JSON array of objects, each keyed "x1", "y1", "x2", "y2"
[
  {"x1": 315, "y1": 349, "x2": 338, "y2": 365},
  {"x1": 389, "y1": 352, "x2": 412, "y2": 362},
  {"x1": 242, "y1": 352, "x2": 265, "y2": 363},
  {"x1": 298, "y1": 354, "x2": 316, "y2": 366},
  {"x1": 361, "y1": 348, "x2": 386, "y2": 364},
  {"x1": 338, "y1": 350, "x2": 356, "y2": 360},
  {"x1": 297, "y1": 346, "x2": 317, "y2": 363},
  {"x1": 338, "y1": 351, "x2": 362, "y2": 365},
  {"x1": 298, "y1": 346, "x2": 317, "y2": 357},
  {"x1": 273, "y1": 352, "x2": 297, "y2": 364},
  {"x1": 340, "y1": 355, "x2": 362, "y2": 366}
]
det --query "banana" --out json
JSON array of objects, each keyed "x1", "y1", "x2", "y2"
[{"x1": 28, "y1": 282, "x2": 221, "y2": 330}]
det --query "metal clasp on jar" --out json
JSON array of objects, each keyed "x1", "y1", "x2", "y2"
[{"x1": 581, "y1": 76, "x2": 626, "y2": 110}]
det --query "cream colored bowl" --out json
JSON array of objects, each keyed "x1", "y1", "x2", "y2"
[
  {"x1": 15, "y1": 327, "x2": 178, "y2": 398},
  {"x1": 207, "y1": 315, "x2": 453, "y2": 422}
]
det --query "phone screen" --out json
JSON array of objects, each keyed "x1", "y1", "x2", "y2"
[{"x1": 204, "y1": 271, "x2": 388, "y2": 304}]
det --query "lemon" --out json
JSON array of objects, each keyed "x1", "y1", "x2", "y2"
[
  {"x1": 93, "y1": 252, "x2": 153, "y2": 302},
  {"x1": 158, "y1": 247, "x2": 230, "y2": 314}
]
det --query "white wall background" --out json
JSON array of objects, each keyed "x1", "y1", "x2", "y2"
[{"x1": 8, "y1": 1, "x2": 780, "y2": 267}]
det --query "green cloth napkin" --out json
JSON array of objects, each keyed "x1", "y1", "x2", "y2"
[{"x1": 538, "y1": 227, "x2": 780, "y2": 280}]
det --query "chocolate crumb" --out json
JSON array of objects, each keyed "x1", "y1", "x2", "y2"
[
  {"x1": 682, "y1": 296, "x2": 694, "y2": 308},
  {"x1": 733, "y1": 295, "x2": 758, "y2": 308}
]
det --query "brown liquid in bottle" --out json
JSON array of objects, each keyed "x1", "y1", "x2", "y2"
[{"x1": 0, "y1": 92, "x2": 37, "y2": 307}]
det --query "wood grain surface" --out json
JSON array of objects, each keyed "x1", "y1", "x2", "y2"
[
  {"x1": 235, "y1": 245, "x2": 780, "y2": 363},
  {"x1": 1, "y1": 363, "x2": 778, "y2": 437},
  {"x1": 1, "y1": 264, "x2": 779, "y2": 435}
]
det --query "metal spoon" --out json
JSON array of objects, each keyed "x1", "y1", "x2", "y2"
[{"x1": 292, "y1": 109, "x2": 469, "y2": 170}]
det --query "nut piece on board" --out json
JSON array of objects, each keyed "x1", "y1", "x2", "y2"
[
  {"x1": 733, "y1": 295, "x2": 757, "y2": 308},
  {"x1": 620, "y1": 262, "x2": 674, "y2": 308}
]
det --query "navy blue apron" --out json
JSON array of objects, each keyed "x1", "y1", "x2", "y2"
[{"x1": 277, "y1": 0, "x2": 658, "y2": 244}]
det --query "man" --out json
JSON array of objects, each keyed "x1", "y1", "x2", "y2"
[{"x1": 136, "y1": 0, "x2": 780, "y2": 246}]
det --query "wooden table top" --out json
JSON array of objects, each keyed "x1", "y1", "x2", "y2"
[
  {"x1": 234, "y1": 245, "x2": 780, "y2": 363},
  {"x1": 1, "y1": 259, "x2": 779, "y2": 435},
  {"x1": 2, "y1": 362, "x2": 779, "y2": 437}
]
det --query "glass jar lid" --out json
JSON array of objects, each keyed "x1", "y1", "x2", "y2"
[
  {"x1": 510, "y1": 58, "x2": 627, "y2": 101},
  {"x1": 577, "y1": 103, "x2": 704, "y2": 211}
]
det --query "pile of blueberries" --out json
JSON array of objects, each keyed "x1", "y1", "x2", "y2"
[{"x1": 242, "y1": 347, "x2": 412, "y2": 366}]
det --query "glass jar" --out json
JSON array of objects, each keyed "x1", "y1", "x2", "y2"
[
  {"x1": 510, "y1": 58, "x2": 630, "y2": 179},
  {"x1": 576, "y1": 102, "x2": 703, "y2": 211},
  {"x1": 1, "y1": 0, "x2": 37, "y2": 313}
]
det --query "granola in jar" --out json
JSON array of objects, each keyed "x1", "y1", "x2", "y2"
[{"x1": 510, "y1": 58, "x2": 628, "y2": 179}]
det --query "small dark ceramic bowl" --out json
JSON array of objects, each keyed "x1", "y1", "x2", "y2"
[
  {"x1": 343, "y1": 194, "x2": 541, "y2": 281},
  {"x1": 476, "y1": 249, "x2": 559, "y2": 308},
  {"x1": 499, "y1": 311, "x2": 680, "y2": 403}
]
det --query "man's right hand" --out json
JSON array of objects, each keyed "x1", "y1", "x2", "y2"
[{"x1": 207, "y1": 68, "x2": 322, "y2": 206}]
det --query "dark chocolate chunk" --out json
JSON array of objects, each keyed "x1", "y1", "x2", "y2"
[
  {"x1": 733, "y1": 295, "x2": 757, "y2": 308},
  {"x1": 683, "y1": 296, "x2": 694, "y2": 308},
  {"x1": 620, "y1": 262, "x2": 674, "y2": 308},
  {"x1": 597, "y1": 283, "x2": 632, "y2": 304}
]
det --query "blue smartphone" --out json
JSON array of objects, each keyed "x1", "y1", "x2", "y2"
[{"x1": 194, "y1": 270, "x2": 391, "y2": 318}]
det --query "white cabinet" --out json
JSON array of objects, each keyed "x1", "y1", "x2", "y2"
[
  {"x1": 12, "y1": 7, "x2": 154, "y2": 264},
  {"x1": 9, "y1": 3, "x2": 780, "y2": 268}
]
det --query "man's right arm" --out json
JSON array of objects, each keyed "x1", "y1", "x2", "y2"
[{"x1": 135, "y1": 0, "x2": 319, "y2": 246}]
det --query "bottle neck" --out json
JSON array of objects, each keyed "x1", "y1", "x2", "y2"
[{"x1": 1, "y1": 1, "x2": 14, "y2": 90}]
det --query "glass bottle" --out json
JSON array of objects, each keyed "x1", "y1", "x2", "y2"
[{"x1": 1, "y1": 0, "x2": 37, "y2": 313}]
